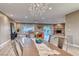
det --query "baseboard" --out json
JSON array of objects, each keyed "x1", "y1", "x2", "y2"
[
  {"x1": 0, "y1": 40, "x2": 10, "y2": 49},
  {"x1": 64, "y1": 42, "x2": 79, "y2": 48},
  {"x1": 71, "y1": 44, "x2": 79, "y2": 48}
]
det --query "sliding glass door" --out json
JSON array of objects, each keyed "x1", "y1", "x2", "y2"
[
  {"x1": 20, "y1": 24, "x2": 34, "y2": 33},
  {"x1": 43, "y1": 25, "x2": 52, "y2": 41}
]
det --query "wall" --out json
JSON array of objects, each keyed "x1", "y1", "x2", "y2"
[
  {"x1": 10, "y1": 20, "x2": 17, "y2": 32},
  {"x1": 65, "y1": 10, "x2": 79, "y2": 46},
  {"x1": 17, "y1": 17, "x2": 65, "y2": 24},
  {"x1": 0, "y1": 13, "x2": 10, "y2": 44}
]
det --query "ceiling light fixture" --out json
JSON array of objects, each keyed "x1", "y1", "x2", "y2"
[
  {"x1": 29, "y1": 3, "x2": 48, "y2": 18},
  {"x1": 42, "y1": 17, "x2": 45, "y2": 20},
  {"x1": 10, "y1": 14, "x2": 13, "y2": 17},
  {"x1": 49, "y1": 7, "x2": 52, "y2": 10},
  {"x1": 25, "y1": 16, "x2": 28, "y2": 18}
]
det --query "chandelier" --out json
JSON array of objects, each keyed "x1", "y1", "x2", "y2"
[{"x1": 29, "y1": 3, "x2": 48, "y2": 17}]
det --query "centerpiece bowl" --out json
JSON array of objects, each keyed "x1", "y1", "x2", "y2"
[{"x1": 35, "y1": 38, "x2": 43, "y2": 44}]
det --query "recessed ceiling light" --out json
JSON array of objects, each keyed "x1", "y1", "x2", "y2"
[
  {"x1": 49, "y1": 7, "x2": 52, "y2": 10},
  {"x1": 37, "y1": 4, "x2": 40, "y2": 7},
  {"x1": 25, "y1": 16, "x2": 28, "y2": 18},
  {"x1": 10, "y1": 14, "x2": 13, "y2": 17},
  {"x1": 42, "y1": 17, "x2": 45, "y2": 19}
]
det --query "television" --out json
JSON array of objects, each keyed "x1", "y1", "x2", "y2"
[{"x1": 56, "y1": 30, "x2": 62, "y2": 33}]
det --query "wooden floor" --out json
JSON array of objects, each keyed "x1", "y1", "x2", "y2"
[
  {"x1": 0, "y1": 40, "x2": 16, "y2": 56},
  {"x1": 44, "y1": 41, "x2": 72, "y2": 56},
  {"x1": 23, "y1": 38, "x2": 72, "y2": 56},
  {"x1": 23, "y1": 38, "x2": 39, "y2": 56},
  {"x1": 0, "y1": 37, "x2": 72, "y2": 56}
]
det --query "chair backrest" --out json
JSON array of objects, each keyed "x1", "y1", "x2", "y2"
[
  {"x1": 11, "y1": 39, "x2": 23, "y2": 56},
  {"x1": 15, "y1": 40, "x2": 22, "y2": 56},
  {"x1": 50, "y1": 36, "x2": 59, "y2": 46},
  {"x1": 15, "y1": 39, "x2": 23, "y2": 56},
  {"x1": 66, "y1": 35, "x2": 73, "y2": 44}
]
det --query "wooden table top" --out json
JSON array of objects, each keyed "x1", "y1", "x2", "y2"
[{"x1": 23, "y1": 38, "x2": 72, "y2": 56}]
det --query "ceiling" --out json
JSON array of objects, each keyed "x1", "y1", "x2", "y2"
[{"x1": 0, "y1": 3, "x2": 79, "y2": 24}]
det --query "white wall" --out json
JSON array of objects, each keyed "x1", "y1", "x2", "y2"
[
  {"x1": 65, "y1": 11, "x2": 79, "y2": 46},
  {"x1": 17, "y1": 17, "x2": 65, "y2": 24},
  {"x1": 0, "y1": 13, "x2": 10, "y2": 44}
]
